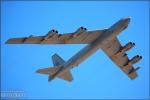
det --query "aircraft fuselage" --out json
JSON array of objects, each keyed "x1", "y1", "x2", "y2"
[{"x1": 49, "y1": 17, "x2": 131, "y2": 81}]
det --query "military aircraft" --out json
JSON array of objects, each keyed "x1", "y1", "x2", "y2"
[{"x1": 6, "y1": 17, "x2": 142, "y2": 82}]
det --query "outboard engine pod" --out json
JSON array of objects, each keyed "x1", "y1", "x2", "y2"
[
  {"x1": 44, "y1": 29, "x2": 58, "y2": 40},
  {"x1": 129, "y1": 55, "x2": 142, "y2": 65}
]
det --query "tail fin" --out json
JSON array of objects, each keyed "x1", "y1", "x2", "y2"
[
  {"x1": 36, "y1": 53, "x2": 73, "y2": 82},
  {"x1": 52, "y1": 53, "x2": 65, "y2": 66}
]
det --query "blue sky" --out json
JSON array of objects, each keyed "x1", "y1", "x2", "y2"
[{"x1": 1, "y1": 1, "x2": 149, "y2": 99}]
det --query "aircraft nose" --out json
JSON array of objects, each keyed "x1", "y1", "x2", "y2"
[{"x1": 124, "y1": 17, "x2": 131, "y2": 23}]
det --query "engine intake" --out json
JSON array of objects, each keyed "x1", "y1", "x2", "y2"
[
  {"x1": 44, "y1": 29, "x2": 58, "y2": 40},
  {"x1": 115, "y1": 42, "x2": 135, "y2": 56},
  {"x1": 73, "y1": 26, "x2": 87, "y2": 37},
  {"x1": 128, "y1": 55, "x2": 142, "y2": 65},
  {"x1": 121, "y1": 42, "x2": 135, "y2": 52}
]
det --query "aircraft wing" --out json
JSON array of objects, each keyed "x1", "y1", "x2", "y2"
[
  {"x1": 101, "y1": 37, "x2": 139, "y2": 79},
  {"x1": 6, "y1": 29, "x2": 107, "y2": 44}
]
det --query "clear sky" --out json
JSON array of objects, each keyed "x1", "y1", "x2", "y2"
[{"x1": 1, "y1": 1, "x2": 149, "y2": 99}]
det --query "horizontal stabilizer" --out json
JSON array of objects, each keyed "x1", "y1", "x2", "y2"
[
  {"x1": 59, "y1": 70, "x2": 73, "y2": 82},
  {"x1": 36, "y1": 66, "x2": 73, "y2": 82},
  {"x1": 36, "y1": 66, "x2": 61, "y2": 75}
]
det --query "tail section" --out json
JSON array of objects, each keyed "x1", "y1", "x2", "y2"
[
  {"x1": 36, "y1": 53, "x2": 73, "y2": 82},
  {"x1": 52, "y1": 53, "x2": 65, "y2": 66},
  {"x1": 58, "y1": 70, "x2": 73, "y2": 82},
  {"x1": 36, "y1": 66, "x2": 61, "y2": 75}
]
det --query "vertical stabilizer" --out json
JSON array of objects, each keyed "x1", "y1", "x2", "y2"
[{"x1": 52, "y1": 53, "x2": 65, "y2": 66}]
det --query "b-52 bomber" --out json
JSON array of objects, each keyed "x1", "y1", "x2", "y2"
[{"x1": 6, "y1": 17, "x2": 142, "y2": 82}]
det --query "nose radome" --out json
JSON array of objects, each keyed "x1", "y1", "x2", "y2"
[
  {"x1": 124, "y1": 16, "x2": 131, "y2": 22},
  {"x1": 127, "y1": 16, "x2": 131, "y2": 21}
]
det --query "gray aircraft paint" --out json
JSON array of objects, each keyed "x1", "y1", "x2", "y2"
[
  {"x1": 6, "y1": 17, "x2": 142, "y2": 82},
  {"x1": 48, "y1": 17, "x2": 131, "y2": 81}
]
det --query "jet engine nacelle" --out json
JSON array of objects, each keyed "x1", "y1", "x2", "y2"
[
  {"x1": 121, "y1": 42, "x2": 135, "y2": 52},
  {"x1": 44, "y1": 29, "x2": 58, "y2": 40},
  {"x1": 128, "y1": 55, "x2": 142, "y2": 65},
  {"x1": 115, "y1": 42, "x2": 135, "y2": 56},
  {"x1": 73, "y1": 27, "x2": 87, "y2": 37}
]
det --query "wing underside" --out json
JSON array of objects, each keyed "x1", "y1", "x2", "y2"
[
  {"x1": 6, "y1": 29, "x2": 107, "y2": 44},
  {"x1": 101, "y1": 37, "x2": 138, "y2": 79}
]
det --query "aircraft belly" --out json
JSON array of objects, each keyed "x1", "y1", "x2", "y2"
[{"x1": 64, "y1": 43, "x2": 100, "y2": 69}]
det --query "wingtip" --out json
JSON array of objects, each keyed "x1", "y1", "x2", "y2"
[
  {"x1": 128, "y1": 69, "x2": 139, "y2": 80},
  {"x1": 48, "y1": 78, "x2": 52, "y2": 82},
  {"x1": 5, "y1": 39, "x2": 10, "y2": 44},
  {"x1": 36, "y1": 69, "x2": 41, "y2": 73}
]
